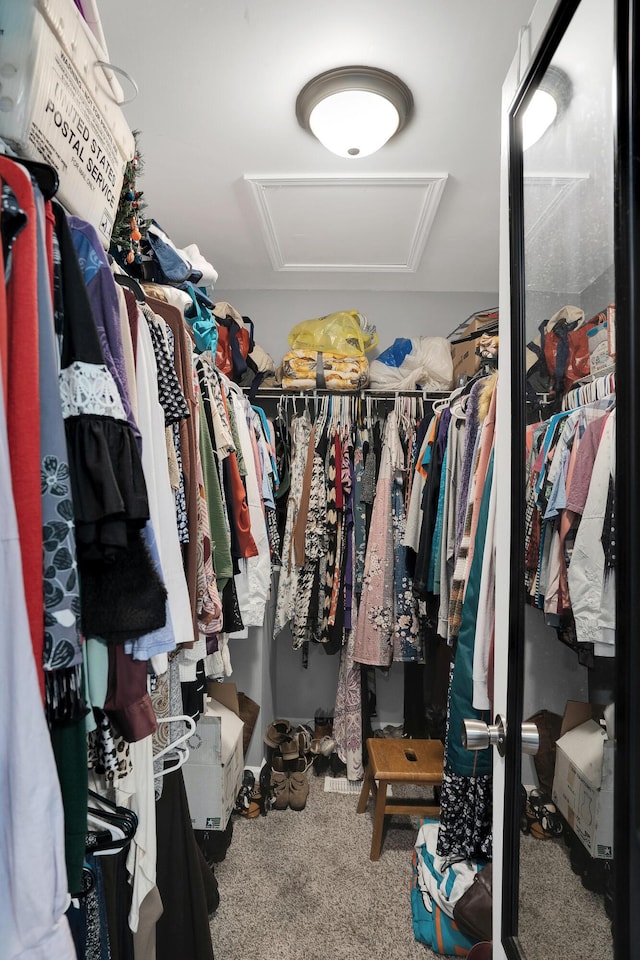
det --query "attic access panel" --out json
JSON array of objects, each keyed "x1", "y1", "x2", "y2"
[{"x1": 245, "y1": 174, "x2": 448, "y2": 273}]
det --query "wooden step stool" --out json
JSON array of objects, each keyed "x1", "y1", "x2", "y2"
[{"x1": 357, "y1": 737, "x2": 444, "y2": 860}]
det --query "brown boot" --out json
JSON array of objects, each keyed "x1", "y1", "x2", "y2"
[
  {"x1": 270, "y1": 755, "x2": 290, "y2": 810},
  {"x1": 313, "y1": 709, "x2": 333, "y2": 741},
  {"x1": 289, "y1": 757, "x2": 311, "y2": 811}
]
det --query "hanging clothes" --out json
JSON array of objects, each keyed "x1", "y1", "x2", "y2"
[
  {"x1": 437, "y1": 451, "x2": 495, "y2": 860},
  {"x1": 0, "y1": 366, "x2": 75, "y2": 958},
  {"x1": 274, "y1": 413, "x2": 313, "y2": 635},
  {"x1": 353, "y1": 415, "x2": 396, "y2": 667}
]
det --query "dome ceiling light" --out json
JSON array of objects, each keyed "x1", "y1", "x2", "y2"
[
  {"x1": 522, "y1": 65, "x2": 573, "y2": 151},
  {"x1": 296, "y1": 66, "x2": 414, "y2": 159}
]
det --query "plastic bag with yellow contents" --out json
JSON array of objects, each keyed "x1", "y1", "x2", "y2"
[{"x1": 287, "y1": 311, "x2": 378, "y2": 357}]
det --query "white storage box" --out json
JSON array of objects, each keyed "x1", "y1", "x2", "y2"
[
  {"x1": 0, "y1": 0, "x2": 135, "y2": 246},
  {"x1": 182, "y1": 684, "x2": 245, "y2": 831},
  {"x1": 552, "y1": 702, "x2": 614, "y2": 860}
]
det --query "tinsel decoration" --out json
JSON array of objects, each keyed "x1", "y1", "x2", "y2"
[{"x1": 110, "y1": 130, "x2": 149, "y2": 264}]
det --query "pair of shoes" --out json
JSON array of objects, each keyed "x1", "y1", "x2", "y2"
[
  {"x1": 269, "y1": 755, "x2": 311, "y2": 811},
  {"x1": 264, "y1": 718, "x2": 292, "y2": 751},
  {"x1": 235, "y1": 769, "x2": 264, "y2": 819},
  {"x1": 289, "y1": 757, "x2": 311, "y2": 811},
  {"x1": 310, "y1": 735, "x2": 336, "y2": 758},
  {"x1": 373, "y1": 723, "x2": 404, "y2": 738},
  {"x1": 522, "y1": 788, "x2": 563, "y2": 840},
  {"x1": 313, "y1": 708, "x2": 334, "y2": 742},
  {"x1": 264, "y1": 719, "x2": 313, "y2": 763}
]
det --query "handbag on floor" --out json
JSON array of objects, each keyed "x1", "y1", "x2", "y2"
[{"x1": 453, "y1": 862, "x2": 493, "y2": 943}]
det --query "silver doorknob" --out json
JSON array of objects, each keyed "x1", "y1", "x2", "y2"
[
  {"x1": 462, "y1": 714, "x2": 507, "y2": 756},
  {"x1": 461, "y1": 716, "x2": 539, "y2": 758},
  {"x1": 521, "y1": 721, "x2": 540, "y2": 755}
]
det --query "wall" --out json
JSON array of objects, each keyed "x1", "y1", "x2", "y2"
[
  {"x1": 521, "y1": 605, "x2": 588, "y2": 784},
  {"x1": 211, "y1": 288, "x2": 498, "y2": 364},
  {"x1": 272, "y1": 626, "x2": 406, "y2": 729},
  {"x1": 580, "y1": 263, "x2": 615, "y2": 322}
]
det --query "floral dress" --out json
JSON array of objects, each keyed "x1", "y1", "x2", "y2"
[
  {"x1": 353, "y1": 416, "x2": 395, "y2": 667},
  {"x1": 292, "y1": 448, "x2": 327, "y2": 648},
  {"x1": 392, "y1": 471, "x2": 422, "y2": 662},
  {"x1": 274, "y1": 413, "x2": 312, "y2": 635}
]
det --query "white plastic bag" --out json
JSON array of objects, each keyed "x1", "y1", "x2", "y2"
[{"x1": 369, "y1": 337, "x2": 453, "y2": 391}]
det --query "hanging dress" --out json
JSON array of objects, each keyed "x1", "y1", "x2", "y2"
[
  {"x1": 436, "y1": 452, "x2": 495, "y2": 861},
  {"x1": 353, "y1": 416, "x2": 396, "y2": 667},
  {"x1": 391, "y1": 412, "x2": 422, "y2": 662},
  {"x1": 274, "y1": 413, "x2": 312, "y2": 635}
]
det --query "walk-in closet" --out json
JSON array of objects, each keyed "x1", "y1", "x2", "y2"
[{"x1": 2, "y1": 2, "x2": 640, "y2": 960}]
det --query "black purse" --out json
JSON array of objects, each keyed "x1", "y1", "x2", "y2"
[{"x1": 453, "y1": 862, "x2": 493, "y2": 943}]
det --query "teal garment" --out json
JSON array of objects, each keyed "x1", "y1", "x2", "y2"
[
  {"x1": 198, "y1": 391, "x2": 233, "y2": 590},
  {"x1": 51, "y1": 717, "x2": 88, "y2": 896},
  {"x1": 427, "y1": 444, "x2": 448, "y2": 594},
  {"x1": 447, "y1": 451, "x2": 494, "y2": 777},
  {"x1": 83, "y1": 637, "x2": 109, "y2": 735},
  {"x1": 410, "y1": 842, "x2": 478, "y2": 955},
  {"x1": 253, "y1": 405, "x2": 280, "y2": 487}
]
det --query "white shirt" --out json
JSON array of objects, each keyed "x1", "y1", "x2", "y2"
[
  {"x1": 567, "y1": 409, "x2": 616, "y2": 656},
  {"x1": 0, "y1": 381, "x2": 75, "y2": 960}
]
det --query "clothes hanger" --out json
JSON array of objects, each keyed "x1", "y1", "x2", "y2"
[
  {"x1": 153, "y1": 714, "x2": 196, "y2": 764},
  {"x1": 87, "y1": 788, "x2": 138, "y2": 835},
  {"x1": 87, "y1": 803, "x2": 137, "y2": 841},
  {"x1": 87, "y1": 809, "x2": 127, "y2": 842},
  {"x1": 6, "y1": 154, "x2": 59, "y2": 200},
  {"x1": 85, "y1": 799, "x2": 136, "y2": 857},
  {"x1": 154, "y1": 743, "x2": 189, "y2": 779},
  {"x1": 153, "y1": 715, "x2": 196, "y2": 779},
  {"x1": 113, "y1": 271, "x2": 147, "y2": 304}
]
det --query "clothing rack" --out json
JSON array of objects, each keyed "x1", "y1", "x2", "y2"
[
  {"x1": 244, "y1": 387, "x2": 451, "y2": 403},
  {"x1": 561, "y1": 366, "x2": 616, "y2": 411}
]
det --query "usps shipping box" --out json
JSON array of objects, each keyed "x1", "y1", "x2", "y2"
[
  {"x1": 182, "y1": 683, "x2": 245, "y2": 831},
  {"x1": 0, "y1": 0, "x2": 135, "y2": 247},
  {"x1": 551, "y1": 702, "x2": 614, "y2": 860}
]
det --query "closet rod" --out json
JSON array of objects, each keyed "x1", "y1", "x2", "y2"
[{"x1": 244, "y1": 387, "x2": 451, "y2": 402}]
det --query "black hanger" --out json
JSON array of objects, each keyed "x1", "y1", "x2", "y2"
[
  {"x1": 87, "y1": 787, "x2": 139, "y2": 833},
  {"x1": 113, "y1": 272, "x2": 146, "y2": 304},
  {"x1": 10, "y1": 155, "x2": 59, "y2": 200},
  {"x1": 457, "y1": 367, "x2": 489, "y2": 396}
]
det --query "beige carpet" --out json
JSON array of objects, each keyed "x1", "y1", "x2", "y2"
[
  {"x1": 210, "y1": 770, "x2": 614, "y2": 960},
  {"x1": 518, "y1": 832, "x2": 613, "y2": 960},
  {"x1": 210, "y1": 771, "x2": 437, "y2": 960}
]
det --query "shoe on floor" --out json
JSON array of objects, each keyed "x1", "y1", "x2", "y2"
[
  {"x1": 289, "y1": 757, "x2": 311, "y2": 811},
  {"x1": 310, "y1": 736, "x2": 336, "y2": 758},
  {"x1": 264, "y1": 719, "x2": 292, "y2": 749},
  {"x1": 270, "y1": 755, "x2": 290, "y2": 810},
  {"x1": 313, "y1": 709, "x2": 333, "y2": 741}
]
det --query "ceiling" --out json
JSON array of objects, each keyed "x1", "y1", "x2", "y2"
[{"x1": 99, "y1": 0, "x2": 537, "y2": 295}]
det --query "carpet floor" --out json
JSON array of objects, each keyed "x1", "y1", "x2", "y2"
[
  {"x1": 210, "y1": 770, "x2": 436, "y2": 960},
  {"x1": 210, "y1": 770, "x2": 614, "y2": 960}
]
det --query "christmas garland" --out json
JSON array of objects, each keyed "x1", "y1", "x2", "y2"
[{"x1": 111, "y1": 130, "x2": 149, "y2": 263}]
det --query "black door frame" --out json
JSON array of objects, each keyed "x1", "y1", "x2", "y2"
[{"x1": 504, "y1": 1, "x2": 638, "y2": 956}]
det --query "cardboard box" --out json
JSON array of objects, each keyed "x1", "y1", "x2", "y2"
[
  {"x1": 551, "y1": 701, "x2": 614, "y2": 860},
  {"x1": 448, "y1": 310, "x2": 499, "y2": 383},
  {"x1": 182, "y1": 682, "x2": 245, "y2": 831},
  {"x1": 587, "y1": 321, "x2": 610, "y2": 374},
  {"x1": 0, "y1": 0, "x2": 135, "y2": 247}
]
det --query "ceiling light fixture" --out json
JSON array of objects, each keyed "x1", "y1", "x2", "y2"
[
  {"x1": 296, "y1": 66, "x2": 413, "y2": 159},
  {"x1": 521, "y1": 65, "x2": 572, "y2": 151}
]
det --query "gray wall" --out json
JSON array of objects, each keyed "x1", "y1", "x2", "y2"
[
  {"x1": 212, "y1": 288, "x2": 498, "y2": 364},
  {"x1": 580, "y1": 264, "x2": 615, "y2": 322},
  {"x1": 521, "y1": 605, "x2": 589, "y2": 785}
]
